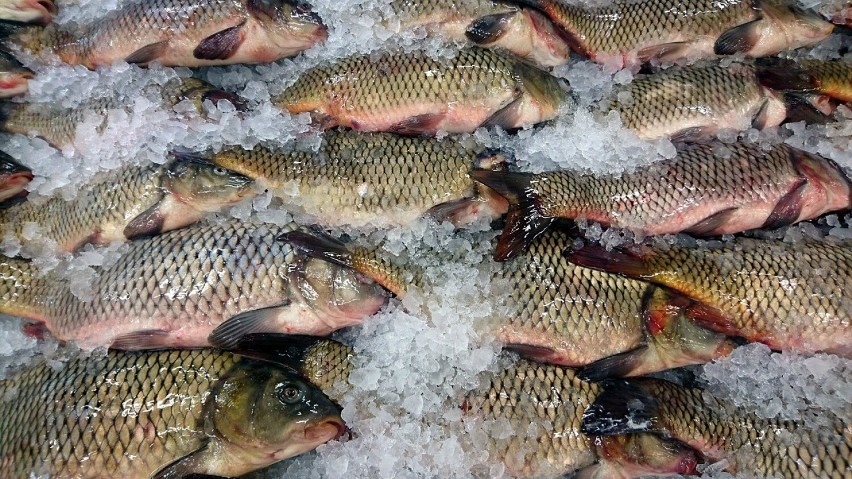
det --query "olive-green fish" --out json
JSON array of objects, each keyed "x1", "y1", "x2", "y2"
[
  {"x1": 568, "y1": 238, "x2": 852, "y2": 357},
  {"x1": 609, "y1": 63, "x2": 792, "y2": 140},
  {"x1": 758, "y1": 58, "x2": 852, "y2": 105},
  {"x1": 473, "y1": 142, "x2": 852, "y2": 260},
  {"x1": 0, "y1": 349, "x2": 345, "y2": 478},
  {"x1": 0, "y1": 50, "x2": 32, "y2": 99},
  {"x1": 0, "y1": 0, "x2": 326, "y2": 69},
  {"x1": 0, "y1": 77, "x2": 243, "y2": 149},
  {"x1": 0, "y1": 220, "x2": 388, "y2": 350},
  {"x1": 274, "y1": 46, "x2": 568, "y2": 135},
  {"x1": 281, "y1": 228, "x2": 734, "y2": 378},
  {"x1": 233, "y1": 335, "x2": 700, "y2": 478},
  {"x1": 203, "y1": 131, "x2": 509, "y2": 227},
  {"x1": 0, "y1": 0, "x2": 55, "y2": 24},
  {"x1": 391, "y1": 0, "x2": 571, "y2": 67},
  {"x1": 0, "y1": 155, "x2": 254, "y2": 253},
  {"x1": 583, "y1": 378, "x2": 851, "y2": 479},
  {"x1": 516, "y1": 0, "x2": 834, "y2": 67},
  {"x1": 0, "y1": 150, "x2": 31, "y2": 203}
]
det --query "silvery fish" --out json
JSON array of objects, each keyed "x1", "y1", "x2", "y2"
[
  {"x1": 0, "y1": 220, "x2": 388, "y2": 350},
  {"x1": 0, "y1": 155, "x2": 253, "y2": 253},
  {"x1": 274, "y1": 47, "x2": 568, "y2": 135},
  {"x1": 584, "y1": 377, "x2": 851, "y2": 479},
  {"x1": 0, "y1": 349, "x2": 344, "y2": 478},
  {"x1": 0, "y1": 0, "x2": 326, "y2": 68},
  {"x1": 201, "y1": 130, "x2": 509, "y2": 228},
  {"x1": 516, "y1": 0, "x2": 834, "y2": 67},
  {"x1": 473, "y1": 142, "x2": 852, "y2": 260}
]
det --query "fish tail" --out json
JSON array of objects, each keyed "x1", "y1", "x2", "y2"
[
  {"x1": 470, "y1": 170, "x2": 553, "y2": 261},
  {"x1": 581, "y1": 379, "x2": 663, "y2": 437}
]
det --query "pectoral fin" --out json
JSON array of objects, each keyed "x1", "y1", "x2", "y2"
[
  {"x1": 714, "y1": 19, "x2": 763, "y2": 55},
  {"x1": 194, "y1": 23, "x2": 246, "y2": 61},
  {"x1": 123, "y1": 201, "x2": 166, "y2": 240},
  {"x1": 465, "y1": 12, "x2": 515, "y2": 45},
  {"x1": 151, "y1": 443, "x2": 210, "y2": 479},
  {"x1": 208, "y1": 303, "x2": 293, "y2": 349}
]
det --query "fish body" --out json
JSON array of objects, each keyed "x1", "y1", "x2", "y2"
[
  {"x1": 474, "y1": 142, "x2": 852, "y2": 260},
  {"x1": 392, "y1": 0, "x2": 571, "y2": 67},
  {"x1": 0, "y1": 0, "x2": 55, "y2": 23},
  {"x1": 568, "y1": 238, "x2": 852, "y2": 356},
  {"x1": 237, "y1": 336, "x2": 698, "y2": 478},
  {"x1": 611, "y1": 63, "x2": 788, "y2": 140},
  {"x1": 517, "y1": 0, "x2": 834, "y2": 67},
  {"x1": 0, "y1": 157, "x2": 253, "y2": 253},
  {"x1": 0, "y1": 50, "x2": 32, "y2": 99},
  {"x1": 584, "y1": 378, "x2": 851, "y2": 478},
  {"x1": 3, "y1": 0, "x2": 326, "y2": 68},
  {"x1": 274, "y1": 47, "x2": 568, "y2": 135},
  {"x1": 0, "y1": 150, "x2": 31, "y2": 203},
  {"x1": 0, "y1": 220, "x2": 388, "y2": 349},
  {"x1": 0, "y1": 349, "x2": 344, "y2": 478},
  {"x1": 205, "y1": 131, "x2": 509, "y2": 227},
  {"x1": 0, "y1": 77, "x2": 242, "y2": 148}
]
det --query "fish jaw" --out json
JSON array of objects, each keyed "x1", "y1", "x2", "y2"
[
  {"x1": 0, "y1": 0, "x2": 56, "y2": 24},
  {"x1": 0, "y1": 71, "x2": 32, "y2": 98}
]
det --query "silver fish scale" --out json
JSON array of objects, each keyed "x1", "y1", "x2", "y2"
[
  {"x1": 644, "y1": 380, "x2": 851, "y2": 478},
  {"x1": 613, "y1": 64, "x2": 765, "y2": 138},
  {"x1": 2, "y1": 97, "x2": 119, "y2": 147},
  {"x1": 498, "y1": 229, "x2": 648, "y2": 365},
  {"x1": 0, "y1": 349, "x2": 237, "y2": 478}
]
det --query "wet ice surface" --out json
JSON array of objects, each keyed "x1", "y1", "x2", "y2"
[{"x1": 0, "y1": 0, "x2": 851, "y2": 477}]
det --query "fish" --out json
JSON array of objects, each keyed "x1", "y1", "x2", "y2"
[
  {"x1": 515, "y1": 0, "x2": 835, "y2": 67},
  {"x1": 0, "y1": 0, "x2": 327, "y2": 69},
  {"x1": 202, "y1": 130, "x2": 510, "y2": 227},
  {"x1": 281, "y1": 227, "x2": 735, "y2": 377},
  {"x1": 609, "y1": 63, "x2": 793, "y2": 141},
  {"x1": 273, "y1": 46, "x2": 568, "y2": 135},
  {"x1": 567, "y1": 237, "x2": 852, "y2": 357},
  {"x1": 583, "y1": 377, "x2": 851, "y2": 479},
  {"x1": 0, "y1": 348, "x2": 345, "y2": 478},
  {"x1": 0, "y1": 77, "x2": 243, "y2": 149},
  {"x1": 233, "y1": 335, "x2": 701, "y2": 478},
  {"x1": 0, "y1": 0, "x2": 55, "y2": 24},
  {"x1": 0, "y1": 220, "x2": 388, "y2": 350},
  {"x1": 0, "y1": 154, "x2": 254, "y2": 253},
  {"x1": 0, "y1": 150, "x2": 31, "y2": 203},
  {"x1": 0, "y1": 50, "x2": 32, "y2": 98},
  {"x1": 757, "y1": 58, "x2": 852, "y2": 106},
  {"x1": 473, "y1": 141, "x2": 852, "y2": 260},
  {"x1": 391, "y1": 0, "x2": 571, "y2": 67}
]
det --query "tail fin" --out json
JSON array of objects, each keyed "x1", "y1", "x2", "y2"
[
  {"x1": 581, "y1": 379, "x2": 661, "y2": 436},
  {"x1": 470, "y1": 170, "x2": 553, "y2": 261}
]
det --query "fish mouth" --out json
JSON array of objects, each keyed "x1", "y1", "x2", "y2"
[
  {"x1": 303, "y1": 417, "x2": 346, "y2": 442},
  {"x1": 12, "y1": 0, "x2": 56, "y2": 24},
  {"x1": 0, "y1": 72, "x2": 33, "y2": 98}
]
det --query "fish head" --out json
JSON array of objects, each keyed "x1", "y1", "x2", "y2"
[
  {"x1": 753, "y1": 1, "x2": 835, "y2": 55},
  {"x1": 0, "y1": 51, "x2": 33, "y2": 99},
  {"x1": 161, "y1": 77, "x2": 246, "y2": 113},
  {"x1": 165, "y1": 153, "x2": 256, "y2": 211},
  {"x1": 0, "y1": 0, "x2": 57, "y2": 24},
  {"x1": 593, "y1": 434, "x2": 698, "y2": 477},
  {"x1": 0, "y1": 151, "x2": 31, "y2": 201},
  {"x1": 246, "y1": 0, "x2": 328, "y2": 53},
  {"x1": 514, "y1": 63, "x2": 571, "y2": 126},
  {"x1": 292, "y1": 255, "x2": 388, "y2": 329},
  {"x1": 209, "y1": 360, "x2": 345, "y2": 469}
]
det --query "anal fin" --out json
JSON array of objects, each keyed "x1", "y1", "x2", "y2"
[
  {"x1": 683, "y1": 207, "x2": 739, "y2": 236},
  {"x1": 125, "y1": 41, "x2": 169, "y2": 64},
  {"x1": 387, "y1": 113, "x2": 445, "y2": 136},
  {"x1": 110, "y1": 329, "x2": 172, "y2": 350},
  {"x1": 669, "y1": 127, "x2": 708, "y2": 143},
  {"x1": 761, "y1": 178, "x2": 807, "y2": 229},
  {"x1": 637, "y1": 42, "x2": 692, "y2": 63},
  {"x1": 193, "y1": 23, "x2": 246, "y2": 61},
  {"x1": 208, "y1": 303, "x2": 293, "y2": 349}
]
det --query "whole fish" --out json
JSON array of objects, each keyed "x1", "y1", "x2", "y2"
[
  {"x1": 203, "y1": 130, "x2": 509, "y2": 227},
  {"x1": 473, "y1": 142, "x2": 852, "y2": 260},
  {"x1": 0, "y1": 0, "x2": 326, "y2": 68},
  {"x1": 758, "y1": 58, "x2": 852, "y2": 105},
  {"x1": 568, "y1": 238, "x2": 852, "y2": 357},
  {"x1": 282, "y1": 228, "x2": 734, "y2": 377},
  {"x1": 391, "y1": 0, "x2": 571, "y2": 67},
  {"x1": 516, "y1": 0, "x2": 834, "y2": 67},
  {"x1": 609, "y1": 63, "x2": 791, "y2": 141},
  {"x1": 0, "y1": 77, "x2": 243, "y2": 149},
  {"x1": 0, "y1": 155, "x2": 254, "y2": 253},
  {"x1": 0, "y1": 349, "x2": 344, "y2": 478},
  {"x1": 234, "y1": 335, "x2": 700, "y2": 479},
  {"x1": 0, "y1": 150, "x2": 31, "y2": 203},
  {"x1": 583, "y1": 378, "x2": 851, "y2": 479},
  {"x1": 0, "y1": 220, "x2": 388, "y2": 350},
  {"x1": 0, "y1": 50, "x2": 32, "y2": 98},
  {"x1": 0, "y1": 0, "x2": 55, "y2": 24},
  {"x1": 273, "y1": 46, "x2": 568, "y2": 135}
]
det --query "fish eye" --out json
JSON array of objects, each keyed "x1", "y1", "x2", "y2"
[
  {"x1": 212, "y1": 167, "x2": 229, "y2": 176},
  {"x1": 277, "y1": 383, "x2": 304, "y2": 404}
]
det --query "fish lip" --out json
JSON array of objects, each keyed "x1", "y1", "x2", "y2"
[{"x1": 304, "y1": 417, "x2": 347, "y2": 442}]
